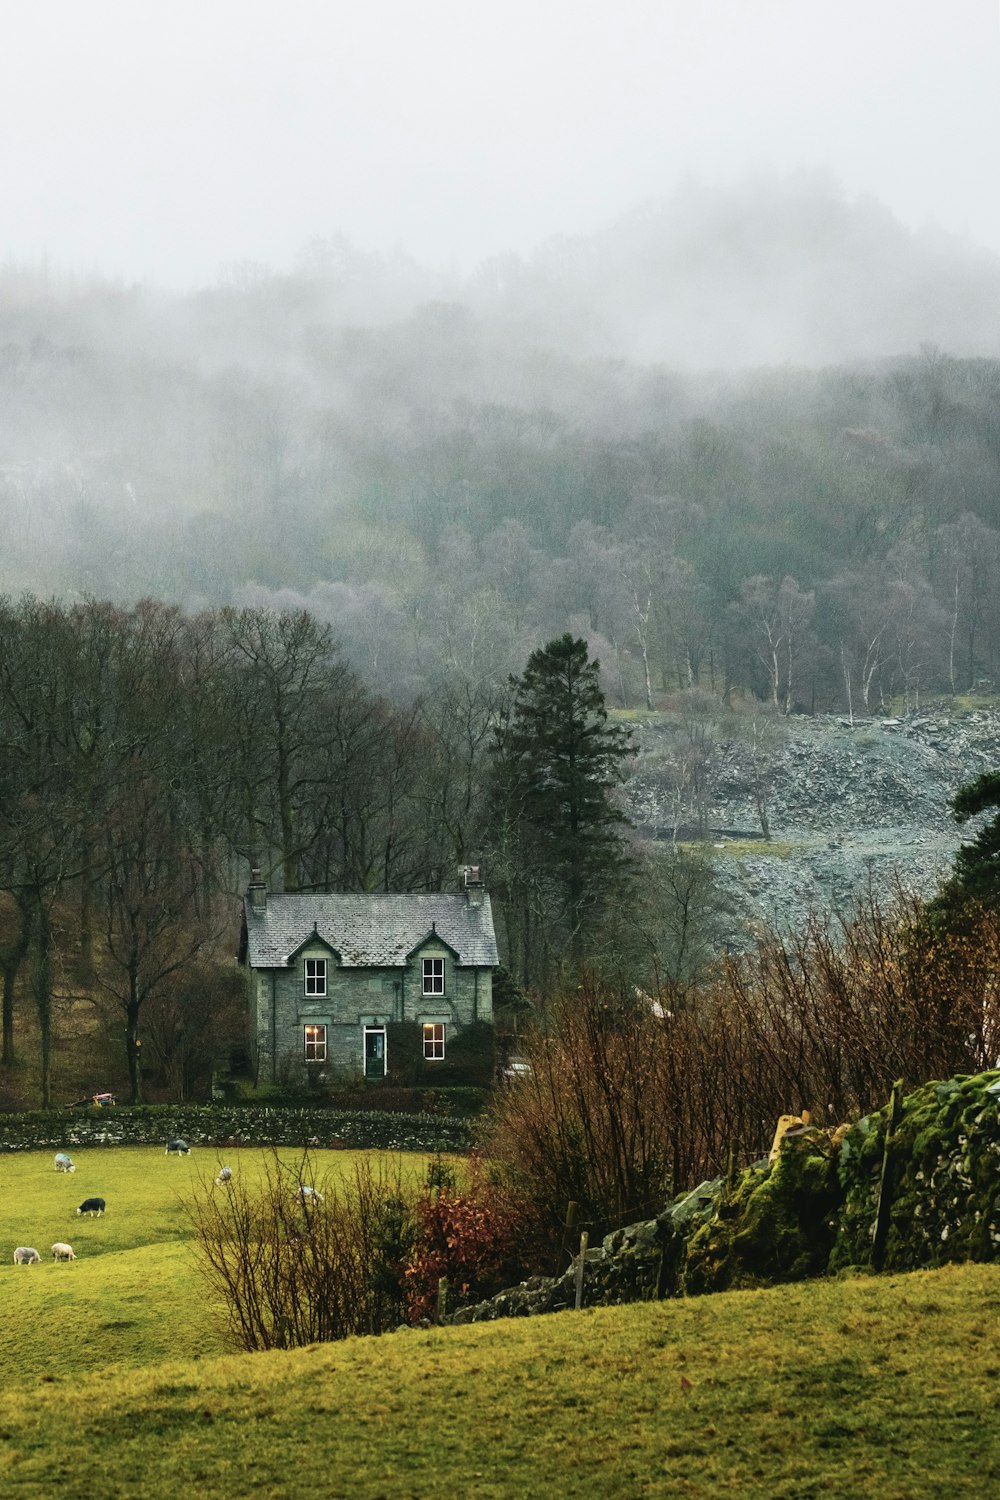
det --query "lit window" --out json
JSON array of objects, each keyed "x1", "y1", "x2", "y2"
[
  {"x1": 304, "y1": 1024, "x2": 327, "y2": 1063},
  {"x1": 304, "y1": 958, "x2": 327, "y2": 996},
  {"x1": 422, "y1": 957, "x2": 444, "y2": 995},
  {"x1": 423, "y1": 1022, "x2": 445, "y2": 1061}
]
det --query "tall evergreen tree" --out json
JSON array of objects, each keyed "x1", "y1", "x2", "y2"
[{"x1": 493, "y1": 635, "x2": 634, "y2": 982}]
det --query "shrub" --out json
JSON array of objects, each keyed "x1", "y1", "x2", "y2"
[
  {"x1": 484, "y1": 982, "x2": 673, "y2": 1258},
  {"x1": 387, "y1": 1021, "x2": 496, "y2": 1088},
  {"x1": 484, "y1": 895, "x2": 1000, "y2": 1260},
  {"x1": 187, "y1": 1149, "x2": 416, "y2": 1350},
  {"x1": 403, "y1": 1157, "x2": 540, "y2": 1321}
]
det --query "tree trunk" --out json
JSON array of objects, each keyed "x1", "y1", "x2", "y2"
[
  {"x1": 1, "y1": 902, "x2": 32, "y2": 1066},
  {"x1": 125, "y1": 986, "x2": 143, "y2": 1105},
  {"x1": 35, "y1": 903, "x2": 53, "y2": 1110}
]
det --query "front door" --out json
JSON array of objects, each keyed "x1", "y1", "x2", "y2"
[{"x1": 364, "y1": 1027, "x2": 386, "y2": 1080}]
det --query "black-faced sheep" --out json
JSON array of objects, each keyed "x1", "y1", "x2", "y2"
[
  {"x1": 77, "y1": 1197, "x2": 106, "y2": 1216},
  {"x1": 54, "y1": 1152, "x2": 75, "y2": 1173}
]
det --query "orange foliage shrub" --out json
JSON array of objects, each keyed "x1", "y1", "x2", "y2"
[{"x1": 403, "y1": 1159, "x2": 540, "y2": 1321}]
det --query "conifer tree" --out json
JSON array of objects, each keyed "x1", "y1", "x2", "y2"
[{"x1": 494, "y1": 635, "x2": 634, "y2": 978}]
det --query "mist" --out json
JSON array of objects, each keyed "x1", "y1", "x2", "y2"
[
  {"x1": 2, "y1": 3, "x2": 1000, "y2": 710},
  {"x1": 2, "y1": 1, "x2": 999, "y2": 286}
]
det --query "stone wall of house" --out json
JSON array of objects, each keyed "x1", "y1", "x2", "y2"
[{"x1": 252, "y1": 937, "x2": 492, "y2": 1083}]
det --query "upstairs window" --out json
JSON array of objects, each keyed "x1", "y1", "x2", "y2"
[
  {"x1": 304, "y1": 958, "x2": 327, "y2": 997},
  {"x1": 422, "y1": 957, "x2": 445, "y2": 996},
  {"x1": 422, "y1": 1022, "x2": 445, "y2": 1061},
  {"x1": 304, "y1": 1024, "x2": 327, "y2": 1063}
]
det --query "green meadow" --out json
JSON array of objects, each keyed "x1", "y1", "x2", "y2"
[
  {"x1": 1, "y1": 1148, "x2": 998, "y2": 1498},
  {"x1": 0, "y1": 1146, "x2": 429, "y2": 1383}
]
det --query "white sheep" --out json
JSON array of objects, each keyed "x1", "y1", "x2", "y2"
[
  {"x1": 296, "y1": 1185, "x2": 325, "y2": 1204},
  {"x1": 13, "y1": 1247, "x2": 40, "y2": 1265},
  {"x1": 54, "y1": 1152, "x2": 76, "y2": 1173},
  {"x1": 51, "y1": 1243, "x2": 76, "y2": 1261},
  {"x1": 215, "y1": 1165, "x2": 233, "y2": 1185}
]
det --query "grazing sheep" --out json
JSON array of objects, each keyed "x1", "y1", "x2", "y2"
[
  {"x1": 77, "y1": 1197, "x2": 106, "y2": 1216},
  {"x1": 13, "y1": 1247, "x2": 40, "y2": 1264},
  {"x1": 51, "y1": 1243, "x2": 75, "y2": 1261},
  {"x1": 215, "y1": 1165, "x2": 233, "y2": 1185},
  {"x1": 165, "y1": 1138, "x2": 190, "y2": 1155},
  {"x1": 297, "y1": 1185, "x2": 324, "y2": 1204},
  {"x1": 54, "y1": 1152, "x2": 76, "y2": 1173}
]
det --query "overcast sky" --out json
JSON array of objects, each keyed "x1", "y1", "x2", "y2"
[{"x1": 1, "y1": 0, "x2": 998, "y2": 288}]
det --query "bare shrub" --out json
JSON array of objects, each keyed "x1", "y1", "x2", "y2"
[
  {"x1": 486, "y1": 894, "x2": 1000, "y2": 1255},
  {"x1": 187, "y1": 1150, "x2": 414, "y2": 1350},
  {"x1": 484, "y1": 981, "x2": 673, "y2": 1253}
]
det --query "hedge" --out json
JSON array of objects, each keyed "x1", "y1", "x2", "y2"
[{"x1": 0, "y1": 1104, "x2": 476, "y2": 1155}]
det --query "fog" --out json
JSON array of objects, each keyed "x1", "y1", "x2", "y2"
[
  {"x1": 5, "y1": 1, "x2": 1000, "y2": 699},
  {"x1": 2, "y1": 1, "x2": 999, "y2": 287}
]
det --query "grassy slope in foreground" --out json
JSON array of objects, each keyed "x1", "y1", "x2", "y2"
[{"x1": 0, "y1": 1263, "x2": 997, "y2": 1500}]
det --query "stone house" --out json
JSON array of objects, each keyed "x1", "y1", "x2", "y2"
[{"x1": 238, "y1": 867, "x2": 499, "y2": 1083}]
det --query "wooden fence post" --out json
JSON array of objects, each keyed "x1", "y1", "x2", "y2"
[
  {"x1": 559, "y1": 1200, "x2": 578, "y2": 1275},
  {"x1": 436, "y1": 1275, "x2": 448, "y2": 1325},
  {"x1": 574, "y1": 1231, "x2": 589, "y2": 1311}
]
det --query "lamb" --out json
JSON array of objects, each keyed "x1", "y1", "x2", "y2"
[
  {"x1": 215, "y1": 1165, "x2": 233, "y2": 1185},
  {"x1": 77, "y1": 1197, "x2": 106, "y2": 1216},
  {"x1": 54, "y1": 1152, "x2": 76, "y2": 1173},
  {"x1": 51, "y1": 1243, "x2": 76, "y2": 1261},
  {"x1": 13, "y1": 1247, "x2": 41, "y2": 1264},
  {"x1": 297, "y1": 1184, "x2": 324, "y2": 1204},
  {"x1": 165, "y1": 1138, "x2": 190, "y2": 1155}
]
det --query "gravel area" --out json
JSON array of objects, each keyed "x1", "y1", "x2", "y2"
[{"x1": 624, "y1": 705, "x2": 1000, "y2": 939}]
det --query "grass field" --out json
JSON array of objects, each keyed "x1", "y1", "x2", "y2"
[
  {"x1": 2, "y1": 1148, "x2": 999, "y2": 1498},
  {"x1": 0, "y1": 1146, "x2": 430, "y2": 1383}
]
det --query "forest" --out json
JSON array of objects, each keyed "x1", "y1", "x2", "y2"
[{"x1": 2, "y1": 181, "x2": 1000, "y2": 714}]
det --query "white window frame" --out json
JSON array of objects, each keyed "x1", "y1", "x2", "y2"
[
  {"x1": 304, "y1": 957, "x2": 327, "y2": 997},
  {"x1": 422, "y1": 1022, "x2": 446, "y2": 1061},
  {"x1": 422, "y1": 957, "x2": 445, "y2": 996},
  {"x1": 303, "y1": 1023, "x2": 327, "y2": 1063}
]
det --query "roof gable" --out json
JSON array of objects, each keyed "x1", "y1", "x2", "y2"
[
  {"x1": 286, "y1": 927, "x2": 342, "y2": 965},
  {"x1": 405, "y1": 926, "x2": 461, "y2": 961}
]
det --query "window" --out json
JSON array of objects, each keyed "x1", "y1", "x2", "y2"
[
  {"x1": 304, "y1": 1024, "x2": 327, "y2": 1063},
  {"x1": 304, "y1": 958, "x2": 327, "y2": 996},
  {"x1": 422, "y1": 1022, "x2": 445, "y2": 1061},
  {"x1": 422, "y1": 957, "x2": 445, "y2": 996}
]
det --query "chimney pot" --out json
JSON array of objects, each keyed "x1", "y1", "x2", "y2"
[{"x1": 248, "y1": 868, "x2": 267, "y2": 914}]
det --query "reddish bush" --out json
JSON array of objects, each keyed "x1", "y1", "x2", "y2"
[{"x1": 404, "y1": 1160, "x2": 540, "y2": 1321}]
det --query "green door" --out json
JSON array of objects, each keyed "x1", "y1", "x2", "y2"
[{"x1": 364, "y1": 1027, "x2": 386, "y2": 1079}]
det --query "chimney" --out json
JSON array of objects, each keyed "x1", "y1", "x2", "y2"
[
  {"x1": 248, "y1": 867, "x2": 268, "y2": 915},
  {"x1": 462, "y1": 865, "x2": 484, "y2": 909}
]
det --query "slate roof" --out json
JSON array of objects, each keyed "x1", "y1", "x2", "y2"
[{"x1": 242, "y1": 892, "x2": 499, "y2": 970}]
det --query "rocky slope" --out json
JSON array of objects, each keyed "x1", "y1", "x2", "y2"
[{"x1": 624, "y1": 704, "x2": 1000, "y2": 938}]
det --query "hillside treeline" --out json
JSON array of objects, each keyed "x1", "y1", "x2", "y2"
[
  {"x1": 5, "y1": 310, "x2": 1000, "y2": 714},
  {"x1": 4, "y1": 190, "x2": 1000, "y2": 711}
]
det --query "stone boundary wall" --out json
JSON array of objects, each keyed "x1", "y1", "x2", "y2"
[
  {"x1": 0, "y1": 1105, "x2": 474, "y2": 1155},
  {"x1": 449, "y1": 1070, "x2": 1000, "y2": 1324}
]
